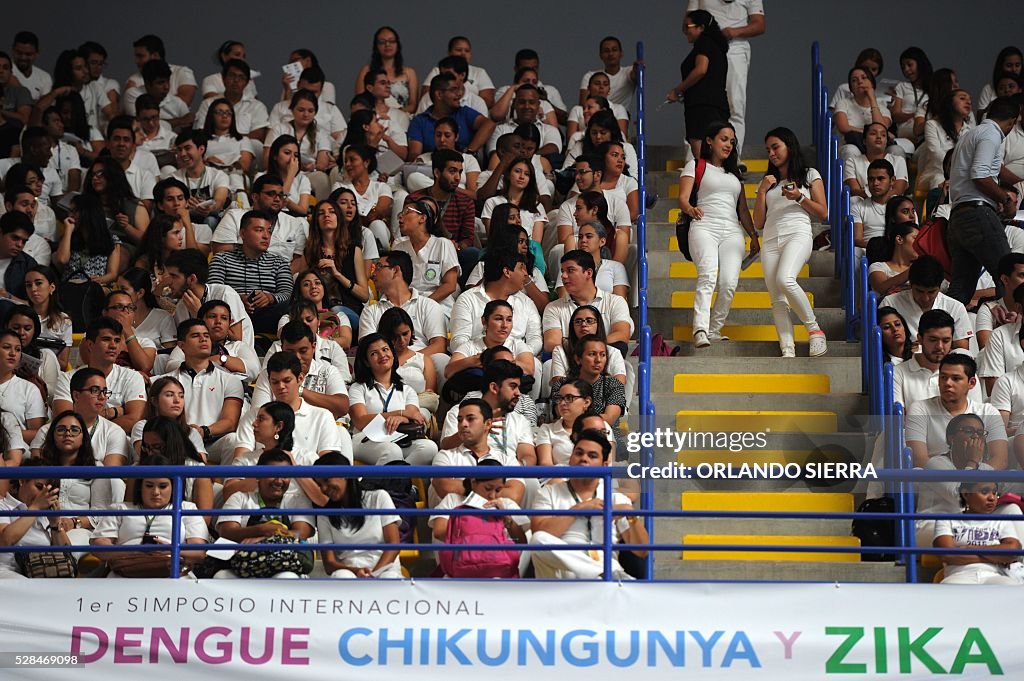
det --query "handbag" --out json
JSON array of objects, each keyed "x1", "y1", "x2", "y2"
[
  {"x1": 675, "y1": 159, "x2": 707, "y2": 261},
  {"x1": 913, "y1": 217, "x2": 952, "y2": 276},
  {"x1": 394, "y1": 422, "x2": 427, "y2": 448},
  {"x1": 16, "y1": 550, "x2": 77, "y2": 578},
  {"x1": 109, "y1": 552, "x2": 172, "y2": 578},
  {"x1": 228, "y1": 531, "x2": 314, "y2": 578}
]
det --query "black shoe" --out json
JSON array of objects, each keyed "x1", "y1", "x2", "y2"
[{"x1": 645, "y1": 193, "x2": 659, "y2": 209}]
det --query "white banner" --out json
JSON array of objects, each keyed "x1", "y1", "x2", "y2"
[{"x1": 0, "y1": 580, "x2": 1019, "y2": 679}]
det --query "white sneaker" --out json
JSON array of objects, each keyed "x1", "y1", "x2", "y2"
[
  {"x1": 707, "y1": 331, "x2": 730, "y2": 342},
  {"x1": 809, "y1": 331, "x2": 828, "y2": 357},
  {"x1": 781, "y1": 347, "x2": 796, "y2": 358},
  {"x1": 693, "y1": 331, "x2": 711, "y2": 348}
]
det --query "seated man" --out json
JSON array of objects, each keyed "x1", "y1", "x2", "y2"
[
  {"x1": 0, "y1": 49, "x2": 32, "y2": 156},
  {"x1": 30, "y1": 367, "x2": 131, "y2": 467},
  {"x1": 894, "y1": 310, "x2": 983, "y2": 411},
  {"x1": 978, "y1": 285, "x2": 1024, "y2": 393},
  {"x1": 406, "y1": 148, "x2": 477, "y2": 276},
  {"x1": 52, "y1": 317, "x2": 147, "y2": 435},
  {"x1": 407, "y1": 72, "x2": 493, "y2": 160},
  {"x1": 0, "y1": 126, "x2": 61, "y2": 207},
  {"x1": 158, "y1": 319, "x2": 245, "y2": 463},
  {"x1": 10, "y1": 31, "x2": 51, "y2": 102},
  {"x1": 0, "y1": 212, "x2": 38, "y2": 306},
  {"x1": 362, "y1": 68, "x2": 411, "y2": 140},
  {"x1": 529, "y1": 429, "x2": 648, "y2": 579},
  {"x1": 3, "y1": 184, "x2": 54, "y2": 265},
  {"x1": 123, "y1": 34, "x2": 197, "y2": 107},
  {"x1": 975, "y1": 252, "x2": 1024, "y2": 349},
  {"x1": 842, "y1": 122, "x2": 909, "y2": 198},
  {"x1": 135, "y1": 94, "x2": 177, "y2": 157},
  {"x1": 552, "y1": 153, "x2": 632, "y2": 267},
  {"x1": 153, "y1": 177, "x2": 212, "y2": 254},
  {"x1": 358, "y1": 250, "x2": 447, "y2": 356},
  {"x1": 269, "y1": 66, "x2": 347, "y2": 148},
  {"x1": 123, "y1": 59, "x2": 191, "y2": 130},
  {"x1": 106, "y1": 115, "x2": 157, "y2": 209},
  {"x1": 880, "y1": 255, "x2": 971, "y2": 349},
  {"x1": 487, "y1": 83, "x2": 561, "y2": 155},
  {"x1": 577, "y1": 36, "x2": 636, "y2": 110},
  {"x1": 542, "y1": 250, "x2": 632, "y2": 354},
  {"x1": 100, "y1": 289, "x2": 158, "y2": 376},
  {"x1": 450, "y1": 250, "x2": 542, "y2": 354},
  {"x1": 852, "y1": 159, "x2": 896, "y2": 248},
  {"x1": 232, "y1": 351, "x2": 348, "y2": 462},
  {"x1": 169, "y1": 129, "x2": 230, "y2": 228},
  {"x1": 252, "y1": 321, "x2": 349, "y2": 419},
  {"x1": 214, "y1": 448, "x2": 316, "y2": 579},
  {"x1": 208, "y1": 210, "x2": 293, "y2": 333},
  {"x1": 905, "y1": 353, "x2": 1008, "y2": 468},
  {"x1": 164, "y1": 299, "x2": 261, "y2": 382},
  {"x1": 193, "y1": 59, "x2": 269, "y2": 144},
  {"x1": 165, "y1": 248, "x2": 253, "y2": 346},
  {"x1": 493, "y1": 49, "x2": 567, "y2": 125},
  {"x1": 211, "y1": 174, "x2": 307, "y2": 269},
  {"x1": 421, "y1": 47, "x2": 494, "y2": 109}
]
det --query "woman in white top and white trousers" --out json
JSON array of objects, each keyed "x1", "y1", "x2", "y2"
[
  {"x1": 678, "y1": 121, "x2": 757, "y2": 347},
  {"x1": 755, "y1": 127, "x2": 829, "y2": 358}
]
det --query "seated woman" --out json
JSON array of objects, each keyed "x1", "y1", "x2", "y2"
[
  {"x1": 348, "y1": 333, "x2": 436, "y2": 466},
  {"x1": 868, "y1": 218, "x2": 918, "y2": 297},
  {"x1": 536, "y1": 380, "x2": 597, "y2": 466},
  {"x1": 332, "y1": 144, "x2": 394, "y2": 249},
  {"x1": 934, "y1": 479, "x2": 1022, "y2": 585},
  {"x1": 392, "y1": 196, "x2": 460, "y2": 311},
  {"x1": 116, "y1": 268, "x2": 177, "y2": 351},
  {"x1": 262, "y1": 134, "x2": 312, "y2": 217},
  {"x1": 25, "y1": 266, "x2": 72, "y2": 369},
  {"x1": 563, "y1": 109, "x2": 638, "y2": 179},
  {"x1": 481, "y1": 157, "x2": 547, "y2": 244},
  {"x1": 137, "y1": 417, "x2": 213, "y2": 515},
  {"x1": 329, "y1": 186, "x2": 380, "y2": 282},
  {"x1": 133, "y1": 211, "x2": 188, "y2": 288},
  {"x1": 313, "y1": 451, "x2": 404, "y2": 579},
  {"x1": 37, "y1": 411, "x2": 116, "y2": 544},
  {"x1": 201, "y1": 97, "x2": 254, "y2": 193},
  {"x1": 429, "y1": 459, "x2": 529, "y2": 546},
  {"x1": 551, "y1": 305, "x2": 627, "y2": 388},
  {"x1": 82, "y1": 157, "x2": 148, "y2": 264},
  {"x1": 468, "y1": 205, "x2": 547, "y2": 286},
  {"x1": 263, "y1": 90, "x2": 331, "y2": 199},
  {"x1": 407, "y1": 117, "x2": 480, "y2": 199},
  {"x1": 842, "y1": 122, "x2": 909, "y2": 199},
  {"x1": 448, "y1": 299, "x2": 536, "y2": 380},
  {"x1": 53, "y1": 193, "x2": 120, "y2": 286},
  {"x1": 4, "y1": 305, "x2": 60, "y2": 405},
  {"x1": 277, "y1": 269, "x2": 351, "y2": 349},
  {"x1": 557, "y1": 220, "x2": 628, "y2": 298},
  {"x1": 129, "y1": 377, "x2": 208, "y2": 461},
  {"x1": 99, "y1": 290, "x2": 157, "y2": 376},
  {"x1": 353, "y1": 26, "x2": 419, "y2": 114},
  {"x1": 377, "y1": 307, "x2": 438, "y2": 418},
  {"x1": 554, "y1": 335, "x2": 627, "y2": 431},
  {"x1": 305, "y1": 199, "x2": 369, "y2": 329},
  {"x1": 264, "y1": 300, "x2": 349, "y2": 376},
  {"x1": 91, "y1": 455, "x2": 210, "y2": 578},
  {"x1": 0, "y1": 330, "x2": 46, "y2": 444},
  {"x1": 569, "y1": 79, "x2": 628, "y2": 139},
  {"x1": 834, "y1": 66, "x2": 894, "y2": 162},
  {"x1": 0, "y1": 463, "x2": 71, "y2": 578},
  {"x1": 917, "y1": 90, "x2": 973, "y2": 193},
  {"x1": 877, "y1": 307, "x2": 913, "y2": 365}
]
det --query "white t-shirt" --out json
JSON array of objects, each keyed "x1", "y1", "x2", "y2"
[
  {"x1": 157, "y1": 363, "x2": 245, "y2": 426},
  {"x1": 264, "y1": 121, "x2": 331, "y2": 159},
  {"x1": 0, "y1": 375, "x2": 46, "y2": 429},
  {"x1": 562, "y1": 137, "x2": 639, "y2": 176},
  {"x1": 933, "y1": 515, "x2": 1019, "y2": 578},
  {"x1": 268, "y1": 97, "x2": 348, "y2": 140},
  {"x1": 578, "y1": 67, "x2": 636, "y2": 109},
  {"x1": 218, "y1": 490, "x2": 315, "y2": 532},
  {"x1": 449, "y1": 285, "x2": 542, "y2": 354},
  {"x1": 487, "y1": 120, "x2": 562, "y2": 154},
  {"x1": 1002, "y1": 124, "x2": 1024, "y2": 182},
  {"x1": 173, "y1": 283, "x2": 254, "y2": 348},
  {"x1": 32, "y1": 417, "x2": 130, "y2": 464},
  {"x1": 391, "y1": 235, "x2": 460, "y2": 310},
  {"x1": 135, "y1": 308, "x2": 177, "y2": 347},
  {"x1": 200, "y1": 72, "x2": 258, "y2": 100},
  {"x1": 568, "y1": 101, "x2": 629, "y2": 127},
  {"x1": 125, "y1": 63, "x2": 197, "y2": 98},
  {"x1": 680, "y1": 161, "x2": 743, "y2": 233},
  {"x1": 212, "y1": 207, "x2": 308, "y2": 261},
  {"x1": 451, "y1": 336, "x2": 532, "y2": 363},
  {"x1": 905, "y1": 397, "x2": 1006, "y2": 458},
  {"x1": 762, "y1": 169, "x2": 822, "y2": 239},
  {"x1": 332, "y1": 181, "x2": 393, "y2": 220},
  {"x1": 978, "y1": 321, "x2": 1024, "y2": 378},
  {"x1": 440, "y1": 404, "x2": 532, "y2": 461},
  {"x1": 316, "y1": 490, "x2": 400, "y2": 571},
  {"x1": 170, "y1": 166, "x2": 231, "y2": 203},
  {"x1": 194, "y1": 97, "x2": 270, "y2": 135},
  {"x1": 919, "y1": 118, "x2": 976, "y2": 192},
  {"x1": 481, "y1": 196, "x2": 548, "y2": 238},
  {"x1": 12, "y1": 65, "x2": 52, "y2": 100},
  {"x1": 532, "y1": 481, "x2": 630, "y2": 546},
  {"x1": 412, "y1": 152, "x2": 480, "y2": 191},
  {"x1": 878, "y1": 290, "x2": 972, "y2": 344},
  {"x1": 251, "y1": 357, "x2": 348, "y2": 407},
  {"x1": 891, "y1": 81, "x2": 928, "y2": 139},
  {"x1": 429, "y1": 493, "x2": 528, "y2": 531},
  {"x1": 852, "y1": 197, "x2": 887, "y2": 241},
  {"x1": 92, "y1": 501, "x2": 209, "y2": 545},
  {"x1": 542, "y1": 291, "x2": 634, "y2": 339},
  {"x1": 892, "y1": 354, "x2": 983, "y2": 411},
  {"x1": 991, "y1": 365, "x2": 1024, "y2": 433},
  {"x1": 551, "y1": 342, "x2": 627, "y2": 381},
  {"x1": 358, "y1": 289, "x2": 448, "y2": 347},
  {"x1": 423, "y1": 64, "x2": 495, "y2": 97},
  {"x1": 554, "y1": 190, "x2": 632, "y2": 243},
  {"x1": 843, "y1": 153, "x2": 909, "y2": 189},
  {"x1": 53, "y1": 364, "x2": 147, "y2": 409},
  {"x1": 235, "y1": 398, "x2": 342, "y2": 455}
]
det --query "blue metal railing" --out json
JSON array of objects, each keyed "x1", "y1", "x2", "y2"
[{"x1": 634, "y1": 41, "x2": 656, "y2": 579}]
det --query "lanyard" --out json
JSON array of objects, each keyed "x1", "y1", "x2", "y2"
[
  {"x1": 566, "y1": 482, "x2": 593, "y2": 541},
  {"x1": 375, "y1": 385, "x2": 395, "y2": 412},
  {"x1": 489, "y1": 422, "x2": 508, "y2": 456},
  {"x1": 143, "y1": 515, "x2": 157, "y2": 535}
]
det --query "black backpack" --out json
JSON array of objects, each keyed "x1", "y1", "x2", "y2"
[
  {"x1": 360, "y1": 460, "x2": 420, "y2": 545},
  {"x1": 851, "y1": 496, "x2": 896, "y2": 561}
]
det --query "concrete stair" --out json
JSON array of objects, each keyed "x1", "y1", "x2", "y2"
[{"x1": 636, "y1": 150, "x2": 900, "y2": 583}]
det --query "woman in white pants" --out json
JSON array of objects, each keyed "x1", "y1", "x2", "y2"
[
  {"x1": 755, "y1": 127, "x2": 829, "y2": 358},
  {"x1": 678, "y1": 121, "x2": 758, "y2": 347},
  {"x1": 348, "y1": 333, "x2": 437, "y2": 466}
]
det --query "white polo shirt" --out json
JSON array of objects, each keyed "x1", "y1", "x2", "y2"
[
  {"x1": 430, "y1": 444, "x2": 520, "y2": 507},
  {"x1": 235, "y1": 398, "x2": 342, "y2": 455},
  {"x1": 32, "y1": 417, "x2": 131, "y2": 464},
  {"x1": 53, "y1": 364, "x2": 147, "y2": 409},
  {"x1": 852, "y1": 197, "x2": 887, "y2": 242},
  {"x1": 450, "y1": 285, "x2": 542, "y2": 354},
  {"x1": 173, "y1": 284, "x2": 254, "y2": 348},
  {"x1": 140, "y1": 120, "x2": 177, "y2": 153},
  {"x1": 264, "y1": 335, "x2": 351, "y2": 381},
  {"x1": 268, "y1": 98, "x2": 347, "y2": 138},
  {"x1": 349, "y1": 380, "x2": 418, "y2": 415},
  {"x1": 358, "y1": 288, "x2": 448, "y2": 347},
  {"x1": 125, "y1": 154, "x2": 157, "y2": 202},
  {"x1": 879, "y1": 290, "x2": 972, "y2": 343},
  {"x1": 451, "y1": 336, "x2": 532, "y2": 362},
  {"x1": 905, "y1": 397, "x2": 1006, "y2": 457},
  {"x1": 0, "y1": 375, "x2": 46, "y2": 428},
  {"x1": 158, "y1": 363, "x2": 245, "y2": 426},
  {"x1": 92, "y1": 501, "x2": 208, "y2": 545},
  {"x1": 990, "y1": 365, "x2": 1024, "y2": 433},
  {"x1": 212, "y1": 207, "x2": 308, "y2": 261},
  {"x1": 892, "y1": 355, "x2": 984, "y2": 410},
  {"x1": 441, "y1": 399, "x2": 533, "y2": 461},
  {"x1": 532, "y1": 481, "x2": 630, "y2": 546},
  {"x1": 975, "y1": 300, "x2": 1009, "y2": 337},
  {"x1": 165, "y1": 339, "x2": 261, "y2": 383},
  {"x1": 551, "y1": 343, "x2": 627, "y2": 381},
  {"x1": 251, "y1": 357, "x2": 348, "y2": 407},
  {"x1": 135, "y1": 307, "x2": 177, "y2": 347},
  {"x1": 194, "y1": 97, "x2": 270, "y2": 135},
  {"x1": 488, "y1": 120, "x2": 562, "y2": 154},
  {"x1": 843, "y1": 153, "x2": 909, "y2": 188},
  {"x1": 555, "y1": 190, "x2": 633, "y2": 239},
  {"x1": 391, "y1": 235, "x2": 460, "y2": 310},
  {"x1": 978, "y1": 321, "x2": 1024, "y2": 379},
  {"x1": 542, "y1": 290, "x2": 634, "y2": 338}
]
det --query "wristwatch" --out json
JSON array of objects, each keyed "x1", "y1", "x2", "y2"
[{"x1": 220, "y1": 354, "x2": 229, "y2": 364}]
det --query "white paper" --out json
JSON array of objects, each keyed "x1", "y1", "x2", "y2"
[
  {"x1": 281, "y1": 62, "x2": 303, "y2": 92},
  {"x1": 360, "y1": 414, "x2": 404, "y2": 444},
  {"x1": 207, "y1": 537, "x2": 240, "y2": 560},
  {"x1": 1015, "y1": 210, "x2": 1024, "y2": 223}
]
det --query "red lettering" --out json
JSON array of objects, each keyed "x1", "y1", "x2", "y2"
[
  {"x1": 195, "y1": 626, "x2": 233, "y2": 664},
  {"x1": 113, "y1": 627, "x2": 145, "y2": 664},
  {"x1": 281, "y1": 628, "x2": 311, "y2": 665},
  {"x1": 71, "y1": 626, "x2": 107, "y2": 663},
  {"x1": 150, "y1": 627, "x2": 190, "y2": 663}
]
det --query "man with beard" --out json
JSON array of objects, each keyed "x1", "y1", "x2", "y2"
[
  {"x1": 406, "y1": 148, "x2": 477, "y2": 281},
  {"x1": 894, "y1": 309, "x2": 983, "y2": 409},
  {"x1": 211, "y1": 173, "x2": 308, "y2": 270}
]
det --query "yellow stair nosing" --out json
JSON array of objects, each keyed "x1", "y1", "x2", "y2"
[
  {"x1": 671, "y1": 291, "x2": 814, "y2": 308},
  {"x1": 669, "y1": 261, "x2": 809, "y2": 279},
  {"x1": 680, "y1": 491, "x2": 854, "y2": 513},
  {"x1": 673, "y1": 373, "x2": 830, "y2": 394},
  {"x1": 672, "y1": 324, "x2": 810, "y2": 342}
]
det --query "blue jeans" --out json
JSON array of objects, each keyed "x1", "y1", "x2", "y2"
[
  {"x1": 946, "y1": 203, "x2": 1010, "y2": 305},
  {"x1": 332, "y1": 305, "x2": 361, "y2": 332}
]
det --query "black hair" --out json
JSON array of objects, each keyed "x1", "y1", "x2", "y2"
[
  {"x1": 917, "y1": 309, "x2": 955, "y2": 337},
  {"x1": 700, "y1": 121, "x2": 743, "y2": 179},
  {"x1": 119, "y1": 267, "x2": 159, "y2": 309},
  {"x1": 876, "y1": 306, "x2": 913, "y2": 363},
  {"x1": 0, "y1": 211, "x2": 33, "y2": 237},
  {"x1": 175, "y1": 317, "x2": 206, "y2": 342},
  {"x1": 221, "y1": 58, "x2": 250, "y2": 81},
  {"x1": 561, "y1": 249, "x2": 597, "y2": 276},
  {"x1": 203, "y1": 97, "x2": 241, "y2": 141},
  {"x1": 483, "y1": 248, "x2": 525, "y2": 284},
  {"x1": 133, "y1": 34, "x2": 165, "y2": 57},
  {"x1": 142, "y1": 416, "x2": 203, "y2": 465},
  {"x1": 462, "y1": 458, "x2": 504, "y2": 494},
  {"x1": 764, "y1": 127, "x2": 812, "y2": 188},
  {"x1": 13, "y1": 32, "x2": 40, "y2": 50},
  {"x1": 377, "y1": 307, "x2": 417, "y2": 347},
  {"x1": 153, "y1": 177, "x2": 188, "y2": 205},
  {"x1": 482, "y1": 359, "x2": 523, "y2": 395},
  {"x1": 259, "y1": 401, "x2": 295, "y2": 452},
  {"x1": 946, "y1": 413, "x2": 985, "y2": 446},
  {"x1": 940, "y1": 352, "x2": 977, "y2": 380},
  {"x1": 458, "y1": 397, "x2": 493, "y2": 422},
  {"x1": 343, "y1": 143, "x2": 378, "y2": 175},
  {"x1": 480, "y1": 345, "x2": 514, "y2": 366},
  {"x1": 907, "y1": 255, "x2": 945, "y2": 288},
  {"x1": 379, "y1": 249, "x2": 413, "y2": 286},
  {"x1": 991, "y1": 47, "x2": 1024, "y2": 90},
  {"x1": 174, "y1": 128, "x2": 207, "y2": 150},
  {"x1": 41, "y1": 410, "x2": 95, "y2": 469},
  {"x1": 988, "y1": 97, "x2": 1022, "y2": 122},
  {"x1": 574, "y1": 427, "x2": 613, "y2": 461},
  {"x1": 280, "y1": 318, "x2": 316, "y2": 346},
  {"x1": 353, "y1": 332, "x2": 403, "y2": 388},
  {"x1": 70, "y1": 193, "x2": 116, "y2": 257},
  {"x1": 267, "y1": 351, "x2": 302, "y2": 379},
  {"x1": 369, "y1": 26, "x2": 404, "y2": 73},
  {"x1": 3, "y1": 303, "x2": 41, "y2": 353},
  {"x1": 314, "y1": 451, "x2": 365, "y2": 530},
  {"x1": 432, "y1": 147, "x2": 463, "y2": 172},
  {"x1": 867, "y1": 158, "x2": 895, "y2": 178},
  {"x1": 258, "y1": 447, "x2": 293, "y2": 466},
  {"x1": 138, "y1": 212, "x2": 180, "y2": 271},
  {"x1": 141, "y1": 59, "x2": 171, "y2": 85},
  {"x1": 165, "y1": 249, "x2": 209, "y2": 285}
]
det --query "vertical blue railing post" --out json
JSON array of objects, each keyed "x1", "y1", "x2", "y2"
[
  {"x1": 602, "y1": 470, "x2": 614, "y2": 581},
  {"x1": 901, "y1": 446, "x2": 918, "y2": 583},
  {"x1": 845, "y1": 215, "x2": 857, "y2": 340},
  {"x1": 859, "y1": 256, "x2": 870, "y2": 392},
  {"x1": 169, "y1": 473, "x2": 184, "y2": 579},
  {"x1": 819, "y1": 86, "x2": 829, "y2": 171}
]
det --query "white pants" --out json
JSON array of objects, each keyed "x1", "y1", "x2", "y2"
[
  {"x1": 689, "y1": 223, "x2": 745, "y2": 335},
  {"x1": 352, "y1": 435, "x2": 438, "y2": 466},
  {"x1": 941, "y1": 566, "x2": 1017, "y2": 585},
  {"x1": 366, "y1": 219, "x2": 391, "y2": 251},
  {"x1": 330, "y1": 561, "x2": 404, "y2": 579},
  {"x1": 214, "y1": 569, "x2": 300, "y2": 579},
  {"x1": 725, "y1": 42, "x2": 751, "y2": 158},
  {"x1": 762, "y1": 231, "x2": 819, "y2": 352},
  {"x1": 529, "y1": 530, "x2": 631, "y2": 580}
]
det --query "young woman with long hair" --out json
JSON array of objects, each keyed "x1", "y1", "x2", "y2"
[
  {"x1": 354, "y1": 26, "x2": 419, "y2": 114},
  {"x1": 304, "y1": 198, "x2": 368, "y2": 326}
]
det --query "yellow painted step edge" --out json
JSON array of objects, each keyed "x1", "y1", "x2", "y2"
[
  {"x1": 681, "y1": 534, "x2": 861, "y2": 562},
  {"x1": 673, "y1": 324, "x2": 810, "y2": 342},
  {"x1": 671, "y1": 291, "x2": 814, "y2": 308},
  {"x1": 675, "y1": 410, "x2": 838, "y2": 433},
  {"x1": 670, "y1": 261, "x2": 808, "y2": 279},
  {"x1": 673, "y1": 373, "x2": 830, "y2": 394},
  {"x1": 681, "y1": 491, "x2": 854, "y2": 513},
  {"x1": 677, "y1": 450, "x2": 819, "y2": 466}
]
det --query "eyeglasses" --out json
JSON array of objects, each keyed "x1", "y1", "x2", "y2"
[
  {"x1": 212, "y1": 109, "x2": 233, "y2": 117},
  {"x1": 74, "y1": 386, "x2": 112, "y2": 397},
  {"x1": 376, "y1": 38, "x2": 398, "y2": 46},
  {"x1": 573, "y1": 317, "x2": 598, "y2": 326},
  {"x1": 552, "y1": 394, "x2": 583, "y2": 405},
  {"x1": 261, "y1": 191, "x2": 288, "y2": 199},
  {"x1": 577, "y1": 169, "x2": 594, "y2": 175},
  {"x1": 685, "y1": 23, "x2": 699, "y2": 29},
  {"x1": 54, "y1": 425, "x2": 83, "y2": 436},
  {"x1": 956, "y1": 427, "x2": 987, "y2": 437},
  {"x1": 106, "y1": 303, "x2": 137, "y2": 312},
  {"x1": 91, "y1": 170, "x2": 106, "y2": 179},
  {"x1": 400, "y1": 206, "x2": 424, "y2": 217}
]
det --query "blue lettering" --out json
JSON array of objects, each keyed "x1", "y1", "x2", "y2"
[
  {"x1": 561, "y1": 630, "x2": 598, "y2": 667},
  {"x1": 722, "y1": 632, "x2": 761, "y2": 668},
  {"x1": 607, "y1": 630, "x2": 640, "y2": 667},
  {"x1": 338, "y1": 628, "x2": 373, "y2": 666},
  {"x1": 517, "y1": 629, "x2": 556, "y2": 666},
  {"x1": 379, "y1": 628, "x2": 414, "y2": 665},
  {"x1": 648, "y1": 631, "x2": 686, "y2": 667},
  {"x1": 438, "y1": 629, "x2": 472, "y2": 665},
  {"x1": 477, "y1": 629, "x2": 510, "y2": 666},
  {"x1": 690, "y1": 630, "x2": 724, "y2": 668},
  {"x1": 420, "y1": 628, "x2": 430, "y2": 666}
]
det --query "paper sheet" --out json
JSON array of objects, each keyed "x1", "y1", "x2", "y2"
[
  {"x1": 281, "y1": 62, "x2": 304, "y2": 92},
  {"x1": 361, "y1": 414, "x2": 405, "y2": 443}
]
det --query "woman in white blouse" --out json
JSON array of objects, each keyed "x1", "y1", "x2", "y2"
[
  {"x1": 392, "y1": 196, "x2": 459, "y2": 310},
  {"x1": 377, "y1": 307, "x2": 438, "y2": 419},
  {"x1": 834, "y1": 67, "x2": 892, "y2": 162},
  {"x1": 536, "y1": 380, "x2": 595, "y2": 466},
  {"x1": 918, "y1": 90, "x2": 974, "y2": 192},
  {"x1": 314, "y1": 451, "x2": 404, "y2": 579},
  {"x1": 348, "y1": 333, "x2": 436, "y2": 466}
]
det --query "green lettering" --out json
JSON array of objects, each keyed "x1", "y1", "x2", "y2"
[
  {"x1": 898, "y1": 627, "x2": 945, "y2": 674},
  {"x1": 873, "y1": 627, "x2": 887, "y2": 673},
  {"x1": 950, "y1": 628, "x2": 1003, "y2": 675},
  {"x1": 825, "y1": 627, "x2": 866, "y2": 674}
]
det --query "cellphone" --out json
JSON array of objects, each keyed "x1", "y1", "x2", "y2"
[
  {"x1": 247, "y1": 291, "x2": 257, "y2": 303},
  {"x1": 782, "y1": 182, "x2": 796, "y2": 192},
  {"x1": 141, "y1": 533, "x2": 159, "y2": 545}
]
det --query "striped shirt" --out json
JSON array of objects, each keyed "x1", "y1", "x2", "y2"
[{"x1": 208, "y1": 248, "x2": 293, "y2": 304}]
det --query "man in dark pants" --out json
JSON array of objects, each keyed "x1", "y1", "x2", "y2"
[{"x1": 946, "y1": 97, "x2": 1021, "y2": 305}]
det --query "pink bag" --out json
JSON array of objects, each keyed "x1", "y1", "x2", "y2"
[{"x1": 439, "y1": 507, "x2": 520, "y2": 578}]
